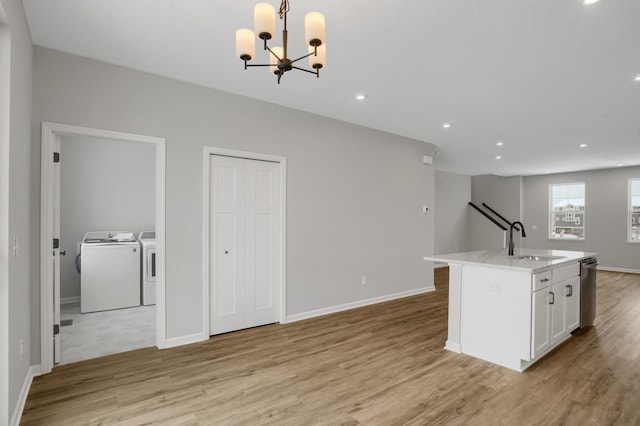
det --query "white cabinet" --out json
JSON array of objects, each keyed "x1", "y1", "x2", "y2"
[
  {"x1": 532, "y1": 288, "x2": 551, "y2": 359},
  {"x1": 564, "y1": 276, "x2": 581, "y2": 332},
  {"x1": 530, "y1": 264, "x2": 580, "y2": 361}
]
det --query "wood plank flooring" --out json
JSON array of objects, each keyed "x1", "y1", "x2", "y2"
[{"x1": 22, "y1": 268, "x2": 640, "y2": 425}]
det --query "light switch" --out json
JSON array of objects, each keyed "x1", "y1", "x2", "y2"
[{"x1": 12, "y1": 237, "x2": 19, "y2": 258}]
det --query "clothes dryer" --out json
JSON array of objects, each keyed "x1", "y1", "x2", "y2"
[{"x1": 138, "y1": 231, "x2": 156, "y2": 306}]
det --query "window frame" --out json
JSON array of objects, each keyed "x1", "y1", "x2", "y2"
[
  {"x1": 549, "y1": 182, "x2": 586, "y2": 241},
  {"x1": 628, "y1": 178, "x2": 640, "y2": 243}
]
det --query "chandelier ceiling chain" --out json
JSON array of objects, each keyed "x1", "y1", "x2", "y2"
[{"x1": 235, "y1": 0, "x2": 326, "y2": 84}]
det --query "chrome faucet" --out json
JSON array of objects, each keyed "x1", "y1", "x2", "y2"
[{"x1": 508, "y1": 221, "x2": 526, "y2": 256}]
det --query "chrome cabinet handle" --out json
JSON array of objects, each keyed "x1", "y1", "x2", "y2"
[
  {"x1": 566, "y1": 284, "x2": 573, "y2": 297},
  {"x1": 541, "y1": 278, "x2": 550, "y2": 283},
  {"x1": 549, "y1": 291, "x2": 555, "y2": 305}
]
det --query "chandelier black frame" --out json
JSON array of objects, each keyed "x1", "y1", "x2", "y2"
[{"x1": 236, "y1": 0, "x2": 326, "y2": 84}]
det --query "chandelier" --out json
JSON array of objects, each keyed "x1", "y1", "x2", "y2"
[{"x1": 235, "y1": 0, "x2": 326, "y2": 84}]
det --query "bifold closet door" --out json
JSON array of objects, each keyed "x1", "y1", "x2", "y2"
[{"x1": 210, "y1": 155, "x2": 280, "y2": 335}]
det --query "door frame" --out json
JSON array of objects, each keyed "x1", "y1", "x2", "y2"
[
  {"x1": 202, "y1": 147, "x2": 287, "y2": 335},
  {"x1": 39, "y1": 122, "x2": 167, "y2": 374}
]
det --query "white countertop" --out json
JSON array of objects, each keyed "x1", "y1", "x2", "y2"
[{"x1": 424, "y1": 248, "x2": 597, "y2": 273}]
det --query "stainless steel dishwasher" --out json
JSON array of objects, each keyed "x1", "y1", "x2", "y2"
[{"x1": 580, "y1": 257, "x2": 598, "y2": 327}]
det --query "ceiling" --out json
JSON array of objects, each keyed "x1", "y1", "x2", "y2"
[{"x1": 22, "y1": 0, "x2": 640, "y2": 176}]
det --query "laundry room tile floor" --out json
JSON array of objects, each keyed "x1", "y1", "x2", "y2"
[{"x1": 60, "y1": 303, "x2": 155, "y2": 364}]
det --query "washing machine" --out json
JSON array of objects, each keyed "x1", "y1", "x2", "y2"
[
  {"x1": 80, "y1": 231, "x2": 141, "y2": 313},
  {"x1": 138, "y1": 231, "x2": 156, "y2": 306}
]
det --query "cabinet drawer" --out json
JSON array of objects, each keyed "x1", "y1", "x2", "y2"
[
  {"x1": 553, "y1": 263, "x2": 580, "y2": 283},
  {"x1": 533, "y1": 270, "x2": 552, "y2": 291}
]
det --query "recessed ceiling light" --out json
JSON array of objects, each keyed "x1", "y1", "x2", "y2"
[
  {"x1": 583, "y1": 0, "x2": 600, "y2": 4},
  {"x1": 578, "y1": 143, "x2": 588, "y2": 148},
  {"x1": 442, "y1": 123, "x2": 451, "y2": 129},
  {"x1": 616, "y1": 163, "x2": 625, "y2": 167},
  {"x1": 355, "y1": 94, "x2": 367, "y2": 100},
  {"x1": 634, "y1": 74, "x2": 640, "y2": 82},
  {"x1": 496, "y1": 141, "x2": 504, "y2": 147},
  {"x1": 545, "y1": 170, "x2": 551, "y2": 174},
  {"x1": 495, "y1": 155, "x2": 502, "y2": 160}
]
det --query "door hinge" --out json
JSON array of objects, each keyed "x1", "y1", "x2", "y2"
[
  {"x1": 53, "y1": 324, "x2": 60, "y2": 335},
  {"x1": 53, "y1": 152, "x2": 60, "y2": 163},
  {"x1": 53, "y1": 238, "x2": 60, "y2": 249}
]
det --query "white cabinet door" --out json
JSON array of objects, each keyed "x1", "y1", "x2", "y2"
[
  {"x1": 532, "y1": 289, "x2": 551, "y2": 359},
  {"x1": 210, "y1": 155, "x2": 280, "y2": 335},
  {"x1": 564, "y1": 276, "x2": 581, "y2": 332},
  {"x1": 550, "y1": 281, "x2": 567, "y2": 343}
]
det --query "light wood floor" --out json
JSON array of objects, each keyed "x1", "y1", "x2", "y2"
[{"x1": 22, "y1": 269, "x2": 640, "y2": 425}]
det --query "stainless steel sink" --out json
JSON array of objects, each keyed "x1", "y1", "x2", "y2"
[{"x1": 514, "y1": 255, "x2": 565, "y2": 261}]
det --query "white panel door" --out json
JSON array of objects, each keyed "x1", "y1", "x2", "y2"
[
  {"x1": 210, "y1": 155, "x2": 280, "y2": 335},
  {"x1": 245, "y1": 161, "x2": 280, "y2": 328},
  {"x1": 210, "y1": 156, "x2": 246, "y2": 334}
]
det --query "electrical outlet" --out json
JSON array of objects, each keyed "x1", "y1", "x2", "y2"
[
  {"x1": 361, "y1": 275, "x2": 367, "y2": 285},
  {"x1": 20, "y1": 339, "x2": 24, "y2": 359}
]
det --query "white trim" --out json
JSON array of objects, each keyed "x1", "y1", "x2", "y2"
[
  {"x1": 60, "y1": 296, "x2": 80, "y2": 305},
  {"x1": 597, "y1": 266, "x2": 640, "y2": 275},
  {"x1": 9, "y1": 365, "x2": 40, "y2": 426},
  {"x1": 40, "y1": 122, "x2": 167, "y2": 374},
  {"x1": 164, "y1": 332, "x2": 208, "y2": 349},
  {"x1": 202, "y1": 147, "x2": 287, "y2": 337},
  {"x1": 628, "y1": 178, "x2": 640, "y2": 243},
  {"x1": 285, "y1": 286, "x2": 436, "y2": 324},
  {"x1": 433, "y1": 262, "x2": 448, "y2": 269}
]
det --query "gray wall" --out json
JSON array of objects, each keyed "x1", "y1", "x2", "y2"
[
  {"x1": 0, "y1": 0, "x2": 33, "y2": 422},
  {"x1": 31, "y1": 47, "x2": 436, "y2": 360},
  {"x1": 435, "y1": 170, "x2": 471, "y2": 255},
  {"x1": 469, "y1": 175, "x2": 523, "y2": 251},
  {"x1": 522, "y1": 167, "x2": 640, "y2": 270},
  {"x1": 59, "y1": 135, "x2": 155, "y2": 299}
]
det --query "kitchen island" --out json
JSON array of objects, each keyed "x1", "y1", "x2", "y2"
[{"x1": 424, "y1": 249, "x2": 596, "y2": 372}]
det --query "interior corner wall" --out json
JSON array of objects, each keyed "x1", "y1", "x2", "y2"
[
  {"x1": 435, "y1": 170, "x2": 471, "y2": 255},
  {"x1": 59, "y1": 135, "x2": 156, "y2": 299},
  {"x1": 468, "y1": 175, "x2": 523, "y2": 251},
  {"x1": 522, "y1": 166, "x2": 640, "y2": 270},
  {"x1": 0, "y1": 0, "x2": 33, "y2": 423},
  {"x1": 30, "y1": 47, "x2": 436, "y2": 361}
]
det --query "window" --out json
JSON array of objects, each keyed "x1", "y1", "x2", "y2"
[
  {"x1": 629, "y1": 178, "x2": 640, "y2": 242},
  {"x1": 550, "y1": 183, "x2": 585, "y2": 239}
]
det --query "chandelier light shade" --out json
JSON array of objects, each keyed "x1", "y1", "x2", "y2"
[
  {"x1": 235, "y1": 0, "x2": 326, "y2": 84},
  {"x1": 254, "y1": 3, "x2": 275, "y2": 39},
  {"x1": 235, "y1": 29, "x2": 255, "y2": 60}
]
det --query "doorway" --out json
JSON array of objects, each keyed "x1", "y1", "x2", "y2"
[
  {"x1": 40, "y1": 122, "x2": 166, "y2": 374},
  {"x1": 58, "y1": 135, "x2": 156, "y2": 364},
  {"x1": 203, "y1": 147, "x2": 287, "y2": 336}
]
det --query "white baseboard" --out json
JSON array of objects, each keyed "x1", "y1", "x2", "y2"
[
  {"x1": 284, "y1": 286, "x2": 436, "y2": 324},
  {"x1": 164, "y1": 332, "x2": 208, "y2": 349},
  {"x1": 60, "y1": 296, "x2": 80, "y2": 305},
  {"x1": 597, "y1": 266, "x2": 640, "y2": 274},
  {"x1": 10, "y1": 365, "x2": 41, "y2": 426}
]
